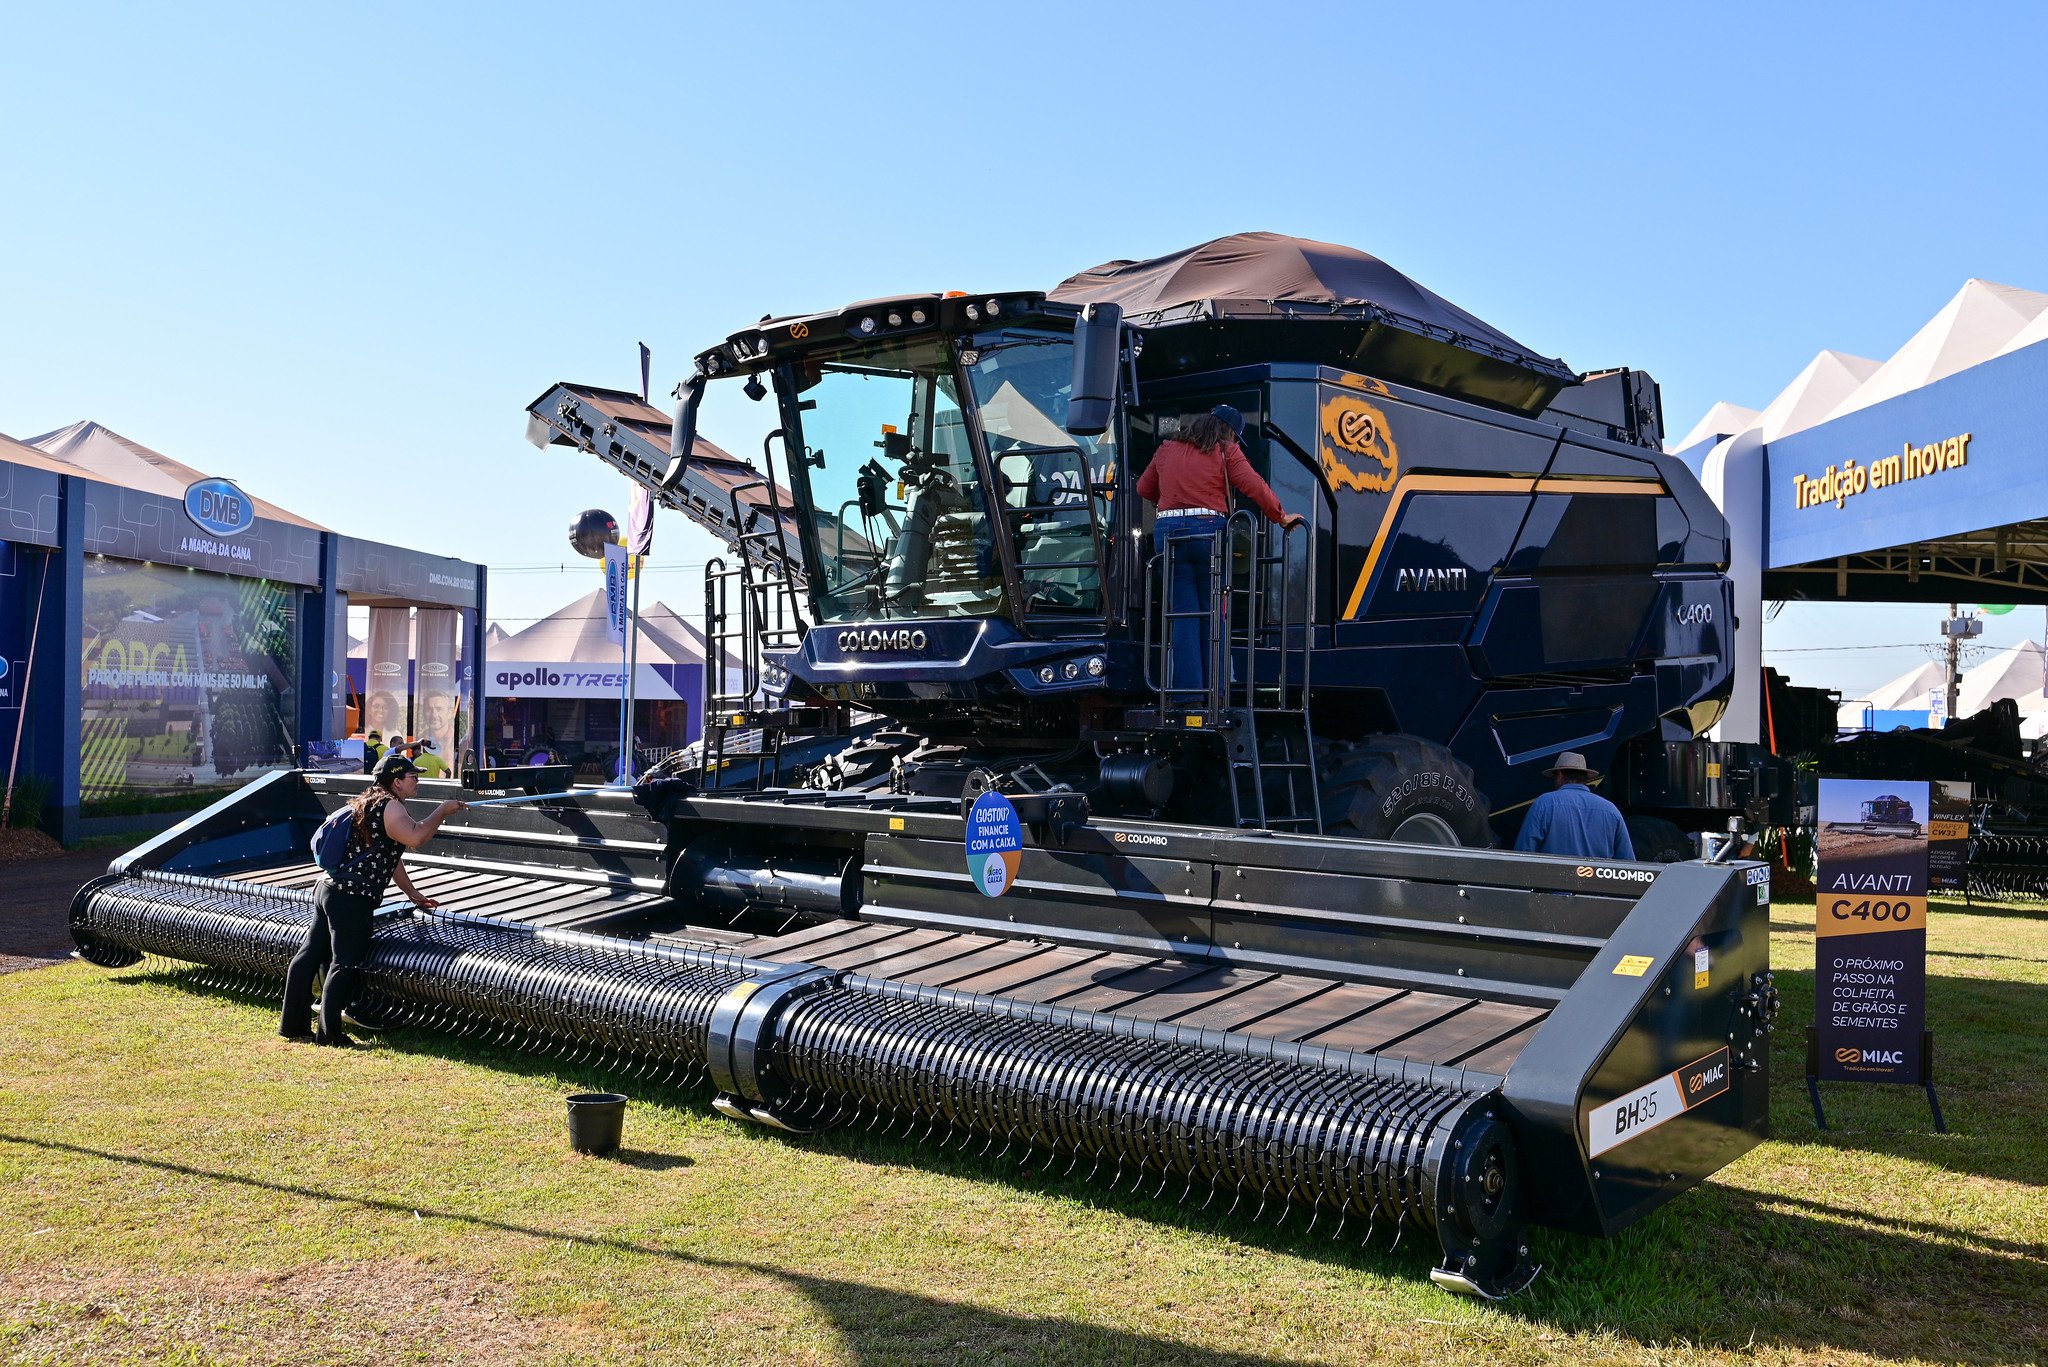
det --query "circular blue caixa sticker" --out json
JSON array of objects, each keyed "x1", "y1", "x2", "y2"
[{"x1": 965, "y1": 790, "x2": 1024, "y2": 897}]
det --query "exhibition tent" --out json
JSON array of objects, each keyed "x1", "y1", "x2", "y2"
[
  {"x1": 1752, "y1": 350, "x2": 1880, "y2": 444},
  {"x1": 1837, "y1": 660, "x2": 1943, "y2": 728},
  {"x1": 1860, "y1": 660, "x2": 1946, "y2": 711},
  {"x1": 487, "y1": 589, "x2": 706, "y2": 700},
  {"x1": 1956, "y1": 639, "x2": 2047, "y2": 718},
  {"x1": 1820, "y1": 280, "x2": 2048, "y2": 425},
  {"x1": 30, "y1": 421, "x2": 325, "y2": 529}
]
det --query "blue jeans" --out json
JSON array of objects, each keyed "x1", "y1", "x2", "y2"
[{"x1": 1155, "y1": 514, "x2": 1225, "y2": 695}]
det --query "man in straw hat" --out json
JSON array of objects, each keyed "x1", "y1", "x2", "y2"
[{"x1": 1513, "y1": 751, "x2": 1634, "y2": 860}]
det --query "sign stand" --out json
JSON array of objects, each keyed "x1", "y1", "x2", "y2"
[
  {"x1": 1810, "y1": 776, "x2": 1946, "y2": 1135},
  {"x1": 1805, "y1": 1027, "x2": 1947, "y2": 1133}
]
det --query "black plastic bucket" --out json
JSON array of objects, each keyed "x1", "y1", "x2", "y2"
[{"x1": 565, "y1": 1092, "x2": 628, "y2": 1156}]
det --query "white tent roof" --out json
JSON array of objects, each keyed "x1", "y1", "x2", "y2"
[
  {"x1": 484, "y1": 623, "x2": 511, "y2": 647},
  {"x1": 1956, "y1": 639, "x2": 2046, "y2": 717},
  {"x1": 492, "y1": 589, "x2": 706, "y2": 668},
  {"x1": 1754, "y1": 350, "x2": 1881, "y2": 443},
  {"x1": 1823, "y1": 280, "x2": 2048, "y2": 424},
  {"x1": 1668, "y1": 401, "x2": 1759, "y2": 454},
  {"x1": 26, "y1": 420, "x2": 325, "y2": 529},
  {"x1": 1994, "y1": 303, "x2": 2048, "y2": 361},
  {"x1": 1857, "y1": 660, "x2": 1944, "y2": 711}
]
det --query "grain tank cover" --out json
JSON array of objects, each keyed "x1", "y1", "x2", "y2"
[{"x1": 1050, "y1": 231, "x2": 1576, "y2": 414}]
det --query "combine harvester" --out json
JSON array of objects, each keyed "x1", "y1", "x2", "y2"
[{"x1": 74, "y1": 235, "x2": 1779, "y2": 1297}]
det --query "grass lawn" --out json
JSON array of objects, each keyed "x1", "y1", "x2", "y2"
[{"x1": 2, "y1": 894, "x2": 2043, "y2": 1365}]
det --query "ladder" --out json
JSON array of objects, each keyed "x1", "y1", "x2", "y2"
[
  {"x1": 1143, "y1": 512, "x2": 1321, "y2": 833},
  {"x1": 700, "y1": 433, "x2": 818, "y2": 791}
]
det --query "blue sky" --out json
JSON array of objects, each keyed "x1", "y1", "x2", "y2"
[{"x1": 6, "y1": 2, "x2": 2046, "y2": 696}]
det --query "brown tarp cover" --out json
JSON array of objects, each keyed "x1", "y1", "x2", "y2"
[{"x1": 1049, "y1": 231, "x2": 1571, "y2": 379}]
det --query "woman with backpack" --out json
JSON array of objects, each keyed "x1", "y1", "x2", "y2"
[{"x1": 280, "y1": 751, "x2": 467, "y2": 1047}]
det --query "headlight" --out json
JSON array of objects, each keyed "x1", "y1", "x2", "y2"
[
  {"x1": 857, "y1": 316, "x2": 877, "y2": 335},
  {"x1": 1086, "y1": 656, "x2": 1106, "y2": 677},
  {"x1": 1038, "y1": 666, "x2": 1056, "y2": 683},
  {"x1": 1063, "y1": 661, "x2": 1080, "y2": 680}
]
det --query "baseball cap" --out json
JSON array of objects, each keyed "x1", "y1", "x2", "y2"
[
  {"x1": 374, "y1": 751, "x2": 422, "y2": 783},
  {"x1": 1210, "y1": 404, "x2": 1246, "y2": 439}
]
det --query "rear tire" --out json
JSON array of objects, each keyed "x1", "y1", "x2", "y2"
[
  {"x1": 1625, "y1": 814, "x2": 1692, "y2": 863},
  {"x1": 1319, "y1": 734, "x2": 1492, "y2": 847}
]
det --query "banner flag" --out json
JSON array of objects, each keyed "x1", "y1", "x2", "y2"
[
  {"x1": 1813, "y1": 778, "x2": 1930, "y2": 1085},
  {"x1": 414, "y1": 609, "x2": 459, "y2": 777},
  {"x1": 364, "y1": 607, "x2": 411, "y2": 742},
  {"x1": 628, "y1": 484, "x2": 655, "y2": 558},
  {"x1": 603, "y1": 543, "x2": 628, "y2": 647}
]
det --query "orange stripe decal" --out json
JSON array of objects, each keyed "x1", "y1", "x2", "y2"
[{"x1": 1340, "y1": 475, "x2": 1663, "y2": 620}]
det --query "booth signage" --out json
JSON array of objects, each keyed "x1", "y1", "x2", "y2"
[
  {"x1": 1789, "y1": 432, "x2": 1971, "y2": 511},
  {"x1": 1812, "y1": 778, "x2": 1930, "y2": 1088},
  {"x1": 182, "y1": 478, "x2": 256, "y2": 537},
  {"x1": 1927, "y1": 779, "x2": 1971, "y2": 893},
  {"x1": 965, "y1": 790, "x2": 1024, "y2": 898}
]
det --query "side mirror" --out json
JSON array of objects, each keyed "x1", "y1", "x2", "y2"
[
  {"x1": 1067, "y1": 302, "x2": 1123, "y2": 436},
  {"x1": 662, "y1": 374, "x2": 707, "y2": 487}
]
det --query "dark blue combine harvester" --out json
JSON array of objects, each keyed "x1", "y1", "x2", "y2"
[{"x1": 74, "y1": 235, "x2": 1781, "y2": 1297}]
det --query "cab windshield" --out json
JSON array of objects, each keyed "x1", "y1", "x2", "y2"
[
  {"x1": 786, "y1": 335, "x2": 997, "y2": 623},
  {"x1": 785, "y1": 327, "x2": 1117, "y2": 623},
  {"x1": 965, "y1": 330, "x2": 1114, "y2": 615}
]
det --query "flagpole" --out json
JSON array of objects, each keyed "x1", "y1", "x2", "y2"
[
  {"x1": 625, "y1": 555, "x2": 642, "y2": 786},
  {"x1": 616, "y1": 548, "x2": 630, "y2": 785}
]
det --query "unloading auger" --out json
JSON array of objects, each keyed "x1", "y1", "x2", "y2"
[{"x1": 73, "y1": 766, "x2": 1778, "y2": 1297}]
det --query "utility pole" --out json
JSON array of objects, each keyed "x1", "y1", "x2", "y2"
[
  {"x1": 1938, "y1": 604, "x2": 1981, "y2": 726},
  {"x1": 1945, "y1": 602, "x2": 1962, "y2": 724}
]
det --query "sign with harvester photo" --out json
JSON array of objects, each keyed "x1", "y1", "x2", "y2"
[{"x1": 1809, "y1": 777, "x2": 1944, "y2": 1130}]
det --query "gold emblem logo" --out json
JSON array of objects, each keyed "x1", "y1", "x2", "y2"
[
  {"x1": 1834, "y1": 1047, "x2": 1863, "y2": 1065},
  {"x1": 1320, "y1": 391, "x2": 1398, "y2": 493},
  {"x1": 789, "y1": 322, "x2": 811, "y2": 339}
]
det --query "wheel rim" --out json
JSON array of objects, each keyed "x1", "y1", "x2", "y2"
[{"x1": 1390, "y1": 811, "x2": 1461, "y2": 846}]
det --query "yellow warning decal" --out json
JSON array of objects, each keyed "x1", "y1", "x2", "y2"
[
  {"x1": 888, "y1": 817, "x2": 905, "y2": 831},
  {"x1": 1613, "y1": 955, "x2": 1655, "y2": 977},
  {"x1": 1186, "y1": 715, "x2": 1204, "y2": 728}
]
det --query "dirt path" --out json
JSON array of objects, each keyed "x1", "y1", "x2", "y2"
[{"x1": 0, "y1": 850, "x2": 119, "y2": 974}]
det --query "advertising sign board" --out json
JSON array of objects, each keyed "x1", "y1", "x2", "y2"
[
  {"x1": 415, "y1": 608, "x2": 460, "y2": 776},
  {"x1": 1927, "y1": 779, "x2": 1971, "y2": 893},
  {"x1": 1810, "y1": 777, "x2": 1944, "y2": 1130},
  {"x1": 77, "y1": 559, "x2": 299, "y2": 799},
  {"x1": 364, "y1": 607, "x2": 411, "y2": 741},
  {"x1": 1814, "y1": 778, "x2": 1928, "y2": 1085},
  {"x1": 965, "y1": 791, "x2": 1024, "y2": 898}
]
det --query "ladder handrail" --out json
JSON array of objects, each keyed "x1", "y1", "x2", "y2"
[{"x1": 1141, "y1": 511, "x2": 1321, "y2": 833}]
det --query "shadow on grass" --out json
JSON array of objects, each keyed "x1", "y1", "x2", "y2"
[
  {"x1": 112, "y1": 966, "x2": 1474, "y2": 1287},
  {"x1": 96, "y1": 965, "x2": 2047, "y2": 1361},
  {"x1": 1521, "y1": 1182, "x2": 2044, "y2": 1364},
  {"x1": 0, "y1": 1132, "x2": 1299, "y2": 1367},
  {"x1": 1754, "y1": 966, "x2": 2047, "y2": 1186}
]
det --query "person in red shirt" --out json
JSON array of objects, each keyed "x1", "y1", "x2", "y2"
[{"x1": 1137, "y1": 406, "x2": 1303, "y2": 695}]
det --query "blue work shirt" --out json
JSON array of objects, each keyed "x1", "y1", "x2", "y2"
[{"x1": 1514, "y1": 783, "x2": 1635, "y2": 860}]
